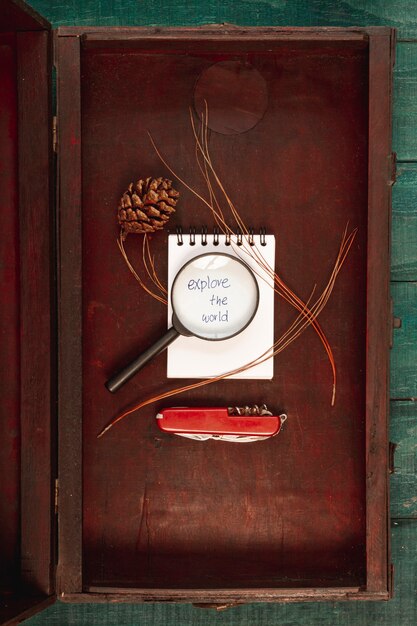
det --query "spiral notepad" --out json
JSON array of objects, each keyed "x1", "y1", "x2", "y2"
[{"x1": 167, "y1": 228, "x2": 276, "y2": 380}]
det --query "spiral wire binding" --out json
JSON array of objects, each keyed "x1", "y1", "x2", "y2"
[
  {"x1": 248, "y1": 227, "x2": 255, "y2": 246},
  {"x1": 176, "y1": 225, "x2": 183, "y2": 245},
  {"x1": 189, "y1": 226, "x2": 196, "y2": 245},
  {"x1": 175, "y1": 226, "x2": 268, "y2": 246}
]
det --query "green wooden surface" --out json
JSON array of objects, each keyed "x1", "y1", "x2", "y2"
[
  {"x1": 391, "y1": 283, "x2": 417, "y2": 397},
  {"x1": 25, "y1": 0, "x2": 417, "y2": 38},
  {"x1": 390, "y1": 402, "x2": 417, "y2": 518},
  {"x1": 393, "y1": 44, "x2": 417, "y2": 161},
  {"x1": 21, "y1": 1, "x2": 416, "y2": 624},
  {"x1": 392, "y1": 165, "x2": 417, "y2": 280}
]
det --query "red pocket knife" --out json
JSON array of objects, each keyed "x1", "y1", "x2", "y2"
[{"x1": 156, "y1": 405, "x2": 287, "y2": 442}]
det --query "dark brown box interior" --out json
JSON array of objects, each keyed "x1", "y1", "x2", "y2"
[
  {"x1": 81, "y1": 37, "x2": 369, "y2": 590},
  {"x1": 0, "y1": 3, "x2": 393, "y2": 617}
]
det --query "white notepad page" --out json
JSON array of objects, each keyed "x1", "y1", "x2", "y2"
[{"x1": 167, "y1": 232, "x2": 275, "y2": 379}]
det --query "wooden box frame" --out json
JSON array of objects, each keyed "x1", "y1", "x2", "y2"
[
  {"x1": 0, "y1": 1, "x2": 395, "y2": 621},
  {"x1": 0, "y1": 1, "x2": 54, "y2": 624}
]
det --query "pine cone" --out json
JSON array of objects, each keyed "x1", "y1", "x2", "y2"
[{"x1": 118, "y1": 177, "x2": 179, "y2": 239}]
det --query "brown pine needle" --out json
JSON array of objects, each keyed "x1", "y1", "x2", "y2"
[
  {"x1": 142, "y1": 234, "x2": 168, "y2": 296},
  {"x1": 100, "y1": 107, "x2": 357, "y2": 438},
  {"x1": 189, "y1": 106, "x2": 338, "y2": 402},
  {"x1": 97, "y1": 226, "x2": 354, "y2": 438},
  {"x1": 165, "y1": 139, "x2": 334, "y2": 386},
  {"x1": 118, "y1": 234, "x2": 167, "y2": 306},
  {"x1": 148, "y1": 132, "x2": 228, "y2": 228}
]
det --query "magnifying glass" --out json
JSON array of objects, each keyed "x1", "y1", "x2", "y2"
[{"x1": 105, "y1": 253, "x2": 259, "y2": 393}]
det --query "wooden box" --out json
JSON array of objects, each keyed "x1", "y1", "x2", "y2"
[{"x1": 0, "y1": 0, "x2": 395, "y2": 621}]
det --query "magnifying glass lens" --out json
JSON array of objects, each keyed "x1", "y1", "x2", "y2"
[
  {"x1": 105, "y1": 253, "x2": 260, "y2": 393},
  {"x1": 172, "y1": 254, "x2": 258, "y2": 340}
]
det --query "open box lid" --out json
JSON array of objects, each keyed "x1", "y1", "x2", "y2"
[
  {"x1": 0, "y1": 0, "x2": 50, "y2": 30},
  {"x1": 0, "y1": 1, "x2": 54, "y2": 624}
]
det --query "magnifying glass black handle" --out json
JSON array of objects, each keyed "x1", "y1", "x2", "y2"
[{"x1": 105, "y1": 327, "x2": 179, "y2": 393}]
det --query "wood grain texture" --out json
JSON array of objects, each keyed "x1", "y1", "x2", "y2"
[
  {"x1": 0, "y1": 30, "x2": 20, "y2": 596},
  {"x1": 390, "y1": 401, "x2": 417, "y2": 519},
  {"x1": 393, "y1": 43, "x2": 417, "y2": 160},
  {"x1": 63, "y1": 40, "x2": 417, "y2": 161},
  {"x1": 24, "y1": 523, "x2": 417, "y2": 625},
  {"x1": 26, "y1": 0, "x2": 417, "y2": 39},
  {"x1": 392, "y1": 164, "x2": 417, "y2": 280},
  {"x1": 365, "y1": 28, "x2": 393, "y2": 594},
  {"x1": 9, "y1": 0, "x2": 417, "y2": 623},
  {"x1": 76, "y1": 29, "x2": 380, "y2": 595},
  {"x1": 26, "y1": 3, "x2": 417, "y2": 161},
  {"x1": 56, "y1": 34, "x2": 83, "y2": 595},
  {"x1": 0, "y1": 0, "x2": 50, "y2": 31},
  {"x1": 17, "y1": 28, "x2": 53, "y2": 596},
  {"x1": 0, "y1": 596, "x2": 54, "y2": 626},
  {"x1": 391, "y1": 282, "x2": 417, "y2": 398},
  {"x1": 0, "y1": 8, "x2": 53, "y2": 623}
]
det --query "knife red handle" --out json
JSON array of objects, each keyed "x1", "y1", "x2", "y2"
[{"x1": 156, "y1": 407, "x2": 285, "y2": 437}]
